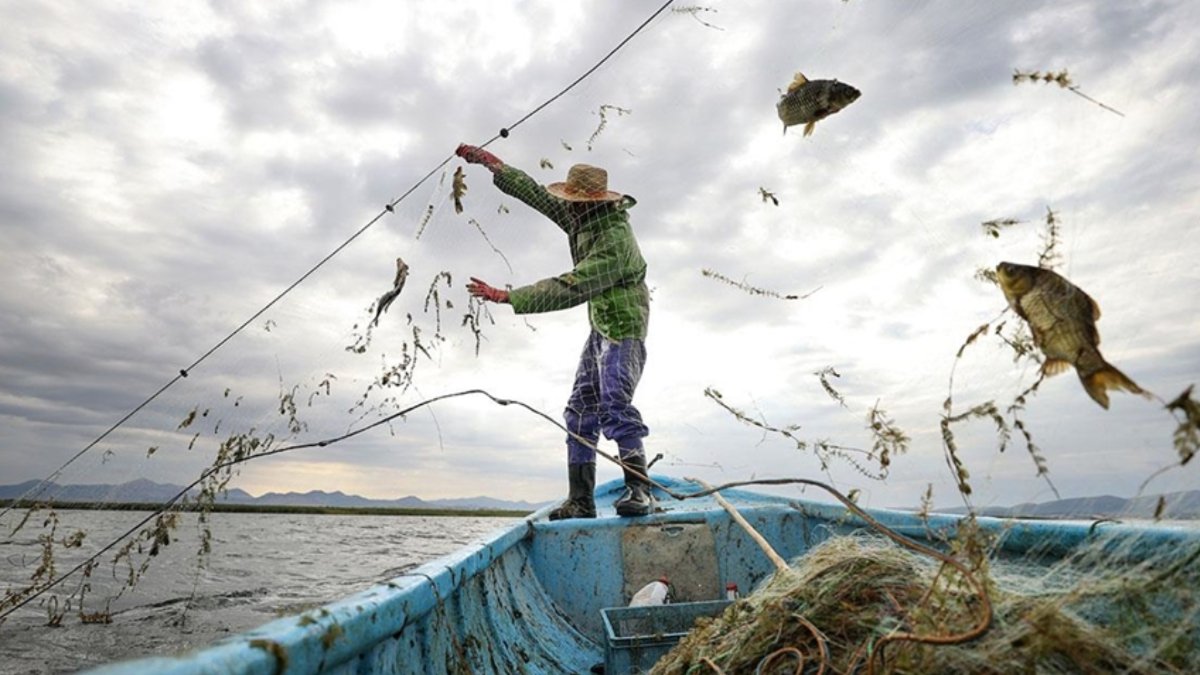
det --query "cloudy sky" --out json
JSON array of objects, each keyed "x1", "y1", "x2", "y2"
[{"x1": 1, "y1": 0, "x2": 1197, "y2": 512}]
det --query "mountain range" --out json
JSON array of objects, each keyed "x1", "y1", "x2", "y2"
[
  {"x1": 0, "y1": 478, "x2": 548, "y2": 512},
  {"x1": 3, "y1": 479, "x2": 1197, "y2": 520},
  {"x1": 938, "y1": 489, "x2": 1200, "y2": 520}
]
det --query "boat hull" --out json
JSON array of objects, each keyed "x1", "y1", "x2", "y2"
[{"x1": 88, "y1": 476, "x2": 1200, "y2": 674}]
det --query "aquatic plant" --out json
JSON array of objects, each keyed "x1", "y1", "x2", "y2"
[
  {"x1": 1013, "y1": 68, "x2": 1125, "y2": 117},
  {"x1": 701, "y1": 268, "x2": 822, "y2": 301},
  {"x1": 587, "y1": 104, "x2": 631, "y2": 151}
]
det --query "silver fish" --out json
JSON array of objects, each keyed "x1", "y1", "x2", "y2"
[{"x1": 776, "y1": 72, "x2": 861, "y2": 137}]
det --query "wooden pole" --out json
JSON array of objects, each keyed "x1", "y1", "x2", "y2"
[{"x1": 689, "y1": 477, "x2": 789, "y2": 573}]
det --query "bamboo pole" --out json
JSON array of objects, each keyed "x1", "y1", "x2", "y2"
[{"x1": 689, "y1": 477, "x2": 789, "y2": 573}]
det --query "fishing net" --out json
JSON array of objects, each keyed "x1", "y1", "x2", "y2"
[
  {"x1": 654, "y1": 531, "x2": 1200, "y2": 674},
  {"x1": 2, "y1": 0, "x2": 1198, "y2": 672}
]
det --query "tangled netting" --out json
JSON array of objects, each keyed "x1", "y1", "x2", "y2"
[{"x1": 654, "y1": 532, "x2": 1200, "y2": 675}]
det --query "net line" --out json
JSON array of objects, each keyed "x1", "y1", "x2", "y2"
[{"x1": 0, "y1": 0, "x2": 678, "y2": 522}]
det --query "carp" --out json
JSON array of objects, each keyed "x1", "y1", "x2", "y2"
[
  {"x1": 995, "y1": 261, "x2": 1147, "y2": 409},
  {"x1": 776, "y1": 72, "x2": 861, "y2": 136}
]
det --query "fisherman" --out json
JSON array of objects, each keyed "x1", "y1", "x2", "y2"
[{"x1": 455, "y1": 143, "x2": 653, "y2": 519}]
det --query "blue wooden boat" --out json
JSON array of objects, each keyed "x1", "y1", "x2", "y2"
[{"x1": 89, "y1": 475, "x2": 1199, "y2": 674}]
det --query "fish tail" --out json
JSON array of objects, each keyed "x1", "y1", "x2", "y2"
[{"x1": 1079, "y1": 358, "x2": 1146, "y2": 410}]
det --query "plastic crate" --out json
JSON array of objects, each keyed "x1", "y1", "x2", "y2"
[{"x1": 601, "y1": 600, "x2": 731, "y2": 674}]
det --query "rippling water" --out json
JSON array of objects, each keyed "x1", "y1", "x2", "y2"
[{"x1": 0, "y1": 509, "x2": 521, "y2": 674}]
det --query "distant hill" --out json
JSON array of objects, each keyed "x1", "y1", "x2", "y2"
[
  {"x1": 0, "y1": 479, "x2": 548, "y2": 512},
  {"x1": 937, "y1": 490, "x2": 1200, "y2": 520}
]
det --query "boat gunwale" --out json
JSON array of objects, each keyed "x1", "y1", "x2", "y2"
[{"x1": 86, "y1": 476, "x2": 1199, "y2": 673}]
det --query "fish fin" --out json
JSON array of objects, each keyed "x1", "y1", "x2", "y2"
[
  {"x1": 1041, "y1": 358, "x2": 1072, "y2": 377},
  {"x1": 1080, "y1": 363, "x2": 1146, "y2": 410},
  {"x1": 782, "y1": 123, "x2": 788, "y2": 136},
  {"x1": 786, "y1": 72, "x2": 808, "y2": 94},
  {"x1": 1088, "y1": 295, "x2": 1101, "y2": 321},
  {"x1": 803, "y1": 121, "x2": 816, "y2": 137}
]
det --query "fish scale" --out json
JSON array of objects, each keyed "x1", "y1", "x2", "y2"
[
  {"x1": 996, "y1": 261, "x2": 1146, "y2": 408},
  {"x1": 1018, "y1": 279, "x2": 1097, "y2": 366}
]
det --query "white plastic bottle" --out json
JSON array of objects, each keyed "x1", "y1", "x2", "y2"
[
  {"x1": 725, "y1": 582, "x2": 739, "y2": 601},
  {"x1": 629, "y1": 576, "x2": 671, "y2": 606}
]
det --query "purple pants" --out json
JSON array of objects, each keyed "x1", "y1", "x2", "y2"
[{"x1": 564, "y1": 330, "x2": 649, "y2": 465}]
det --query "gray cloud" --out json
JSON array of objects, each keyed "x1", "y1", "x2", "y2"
[{"x1": 1, "y1": 0, "x2": 1197, "y2": 510}]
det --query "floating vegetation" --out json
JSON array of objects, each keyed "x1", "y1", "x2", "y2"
[
  {"x1": 1014, "y1": 68, "x2": 1073, "y2": 88},
  {"x1": 1166, "y1": 385, "x2": 1199, "y2": 466},
  {"x1": 1013, "y1": 68, "x2": 1125, "y2": 117},
  {"x1": 1037, "y1": 206, "x2": 1062, "y2": 270},
  {"x1": 757, "y1": 187, "x2": 779, "y2": 206},
  {"x1": 468, "y1": 219, "x2": 513, "y2": 273},
  {"x1": 701, "y1": 268, "x2": 821, "y2": 301},
  {"x1": 414, "y1": 204, "x2": 435, "y2": 239},
  {"x1": 814, "y1": 366, "x2": 847, "y2": 408},
  {"x1": 307, "y1": 373, "x2": 336, "y2": 407},
  {"x1": 422, "y1": 271, "x2": 453, "y2": 337},
  {"x1": 1008, "y1": 376, "x2": 1052, "y2": 480},
  {"x1": 672, "y1": 5, "x2": 723, "y2": 31},
  {"x1": 944, "y1": 321, "x2": 1060, "y2": 500},
  {"x1": 981, "y1": 217, "x2": 1021, "y2": 238},
  {"x1": 278, "y1": 382, "x2": 306, "y2": 435},
  {"x1": 345, "y1": 308, "x2": 376, "y2": 354},
  {"x1": 867, "y1": 403, "x2": 909, "y2": 473},
  {"x1": 704, "y1": 386, "x2": 901, "y2": 480},
  {"x1": 177, "y1": 407, "x2": 198, "y2": 430},
  {"x1": 587, "y1": 104, "x2": 631, "y2": 151},
  {"x1": 461, "y1": 296, "x2": 495, "y2": 357}
]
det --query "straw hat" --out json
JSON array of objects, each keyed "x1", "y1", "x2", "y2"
[{"x1": 546, "y1": 164, "x2": 623, "y2": 202}]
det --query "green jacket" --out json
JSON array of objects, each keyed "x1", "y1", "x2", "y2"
[{"x1": 494, "y1": 165, "x2": 650, "y2": 341}]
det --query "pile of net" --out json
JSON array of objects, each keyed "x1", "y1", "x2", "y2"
[{"x1": 652, "y1": 534, "x2": 1198, "y2": 674}]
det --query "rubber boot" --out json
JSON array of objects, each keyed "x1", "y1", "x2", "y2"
[
  {"x1": 614, "y1": 454, "x2": 653, "y2": 517},
  {"x1": 548, "y1": 463, "x2": 596, "y2": 521}
]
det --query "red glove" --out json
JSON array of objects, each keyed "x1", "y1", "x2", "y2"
[
  {"x1": 467, "y1": 277, "x2": 510, "y2": 304},
  {"x1": 456, "y1": 144, "x2": 503, "y2": 172}
]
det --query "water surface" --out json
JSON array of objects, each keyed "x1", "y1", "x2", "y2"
[{"x1": 0, "y1": 509, "x2": 520, "y2": 674}]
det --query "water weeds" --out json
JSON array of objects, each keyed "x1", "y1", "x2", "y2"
[
  {"x1": 701, "y1": 268, "x2": 821, "y2": 301},
  {"x1": 1013, "y1": 68, "x2": 1125, "y2": 117},
  {"x1": 1166, "y1": 385, "x2": 1200, "y2": 466}
]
